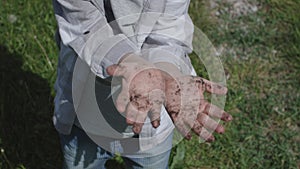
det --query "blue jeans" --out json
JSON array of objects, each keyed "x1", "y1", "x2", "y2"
[{"x1": 59, "y1": 125, "x2": 172, "y2": 169}]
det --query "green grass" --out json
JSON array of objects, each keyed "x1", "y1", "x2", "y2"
[
  {"x1": 0, "y1": 0, "x2": 299, "y2": 168},
  {"x1": 179, "y1": 0, "x2": 300, "y2": 168}
]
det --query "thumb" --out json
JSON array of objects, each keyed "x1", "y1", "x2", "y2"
[{"x1": 106, "y1": 64, "x2": 119, "y2": 76}]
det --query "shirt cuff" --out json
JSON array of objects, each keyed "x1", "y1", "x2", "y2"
[
  {"x1": 97, "y1": 36, "x2": 138, "y2": 77},
  {"x1": 141, "y1": 46, "x2": 193, "y2": 75}
]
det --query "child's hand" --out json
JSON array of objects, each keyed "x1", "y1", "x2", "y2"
[
  {"x1": 164, "y1": 74, "x2": 232, "y2": 141},
  {"x1": 107, "y1": 53, "x2": 165, "y2": 134}
]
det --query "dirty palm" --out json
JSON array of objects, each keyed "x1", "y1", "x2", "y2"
[{"x1": 107, "y1": 53, "x2": 232, "y2": 141}]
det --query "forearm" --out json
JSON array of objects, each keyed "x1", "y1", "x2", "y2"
[
  {"x1": 53, "y1": 0, "x2": 137, "y2": 77},
  {"x1": 140, "y1": 0, "x2": 194, "y2": 75}
]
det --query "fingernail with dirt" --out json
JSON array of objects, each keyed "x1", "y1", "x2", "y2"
[{"x1": 152, "y1": 120, "x2": 160, "y2": 128}]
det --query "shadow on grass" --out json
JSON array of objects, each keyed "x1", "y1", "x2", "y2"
[
  {"x1": 0, "y1": 45, "x2": 126, "y2": 169},
  {"x1": 0, "y1": 45, "x2": 61, "y2": 169}
]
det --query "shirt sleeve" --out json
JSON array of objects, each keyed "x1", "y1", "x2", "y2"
[
  {"x1": 53, "y1": 0, "x2": 138, "y2": 77},
  {"x1": 141, "y1": 0, "x2": 194, "y2": 75}
]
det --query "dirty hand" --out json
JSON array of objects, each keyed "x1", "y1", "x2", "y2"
[
  {"x1": 106, "y1": 53, "x2": 165, "y2": 134},
  {"x1": 157, "y1": 63, "x2": 233, "y2": 141}
]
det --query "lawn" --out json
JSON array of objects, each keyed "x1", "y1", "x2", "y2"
[{"x1": 0, "y1": 0, "x2": 299, "y2": 168}]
